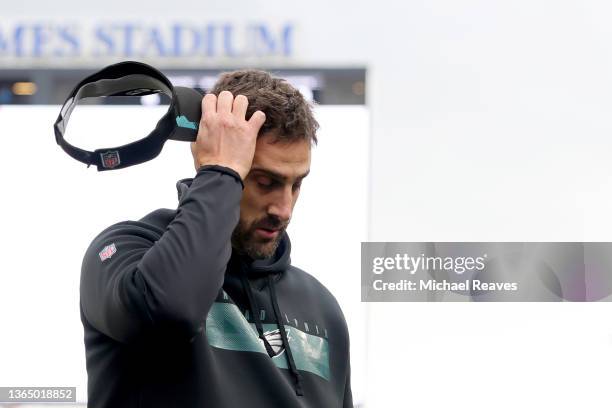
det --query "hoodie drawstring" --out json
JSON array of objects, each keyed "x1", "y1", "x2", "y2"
[
  {"x1": 267, "y1": 274, "x2": 304, "y2": 396},
  {"x1": 239, "y1": 265, "x2": 304, "y2": 397},
  {"x1": 240, "y1": 268, "x2": 276, "y2": 357}
]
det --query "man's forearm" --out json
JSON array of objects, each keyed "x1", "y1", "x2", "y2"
[{"x1": 80, "y1": 165, "x2": 243, "y2": 343}]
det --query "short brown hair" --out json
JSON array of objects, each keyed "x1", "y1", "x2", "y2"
[{"x1": 210, "y1": 69, "x2": 318, "y2": 144}]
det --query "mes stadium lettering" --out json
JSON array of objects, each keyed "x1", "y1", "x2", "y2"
[{"x1": 0, "y1": 22, "x2": 294, "y2": 58}]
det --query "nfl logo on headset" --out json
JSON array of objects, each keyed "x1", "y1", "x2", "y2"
[{"x1": 101, "y1": 151, "x2": 121, "y2": 169}]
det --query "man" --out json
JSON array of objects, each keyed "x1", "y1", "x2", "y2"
[{"x1": 79, "y1": 69, "x2": 353, "y2": 407}]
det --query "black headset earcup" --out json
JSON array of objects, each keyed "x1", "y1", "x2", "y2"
[{"x1": 170, "y1": 86, "x2": 204, "y2": 142}]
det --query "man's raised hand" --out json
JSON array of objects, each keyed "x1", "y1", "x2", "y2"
[{"x1": 191, "y1": 91, "x2": 266, "y2": 180}]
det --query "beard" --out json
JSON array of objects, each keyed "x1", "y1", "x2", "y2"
[{"x1": 231, "y1": 215, "x2": 287, "y2": 260}]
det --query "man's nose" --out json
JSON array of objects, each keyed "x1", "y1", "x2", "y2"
[{"x1": 268, "y1": 187, "x2": 293, "y2": 222}]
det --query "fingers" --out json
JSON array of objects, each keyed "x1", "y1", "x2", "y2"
[
  {"x1": 248, "y1": 110, "x2": 266, "y2": 132},
  {"x1": 201, "y1": 90, "x2": 264, "y2": 132},
  {"x1": 192, "y1": 91, "x2": 261, "y2": 177},
  {"x1": 232, "y1": 94, "x2": 248, "y2": 119},
  {"x1": 204, "y1": 91, "x2": 249, "y2": 118},
  {"x1": 217, "y1": 90, "x2": 233, "y2": 114},
  {"x1": 202, "y1": 93, "x2": 217, "y2": 119}
]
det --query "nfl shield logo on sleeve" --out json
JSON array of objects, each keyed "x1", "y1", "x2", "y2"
[
  {"x1": 99, "y1": 243, "x2": 117, "y2": 262},
  {"x1": 100, "y1": 151, "x2": 121, "y2": 169}
]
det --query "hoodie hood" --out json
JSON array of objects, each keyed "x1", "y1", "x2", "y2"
[
  {"x1": 176, "y1": 176, "x2": 194, "y2": 202},
  {"x1": 176, "y1": 175, "x2": 303, "y2": 395}
]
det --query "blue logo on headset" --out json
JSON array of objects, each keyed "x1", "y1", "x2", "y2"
[{"x1": 176, "y1": 115, "x2": 198, "y2": 130}]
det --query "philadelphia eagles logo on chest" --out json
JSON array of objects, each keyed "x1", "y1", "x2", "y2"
[
  {"x1": 260, "y1": 328, "x2": 287, "y2": 356},
  {"x1": 204, "y1": 291, "x2": 331, "y2": 381}
]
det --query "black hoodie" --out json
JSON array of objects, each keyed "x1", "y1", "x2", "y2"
[{"x1": 79, "y1": 165, "x2": 353, "y2": 407}]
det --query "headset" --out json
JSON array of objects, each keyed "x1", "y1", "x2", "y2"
[{"x1": 53, "y1": 61, "x2": 203, "y2": 171}]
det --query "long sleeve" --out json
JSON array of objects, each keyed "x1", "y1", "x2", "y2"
[{"x1": 79, "y1": 165, "x2": 242, "y2": 344}]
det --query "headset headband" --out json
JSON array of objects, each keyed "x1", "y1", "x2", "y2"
[{"x1": 53, "y1": 61, "x2": 203, "y2": 171}]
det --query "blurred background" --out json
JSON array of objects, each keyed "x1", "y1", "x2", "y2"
[{"x1": 2, "y1": 0, "x2": 612, "y2": 407}]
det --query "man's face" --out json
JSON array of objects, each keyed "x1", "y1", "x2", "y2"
[{"x1": 232, "y1": 132, "x2": 311, "y2": 259}]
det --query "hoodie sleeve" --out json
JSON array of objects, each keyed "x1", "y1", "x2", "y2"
[{"x1": 80, "y1": 165, "x2": 243, "y2": 344}]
